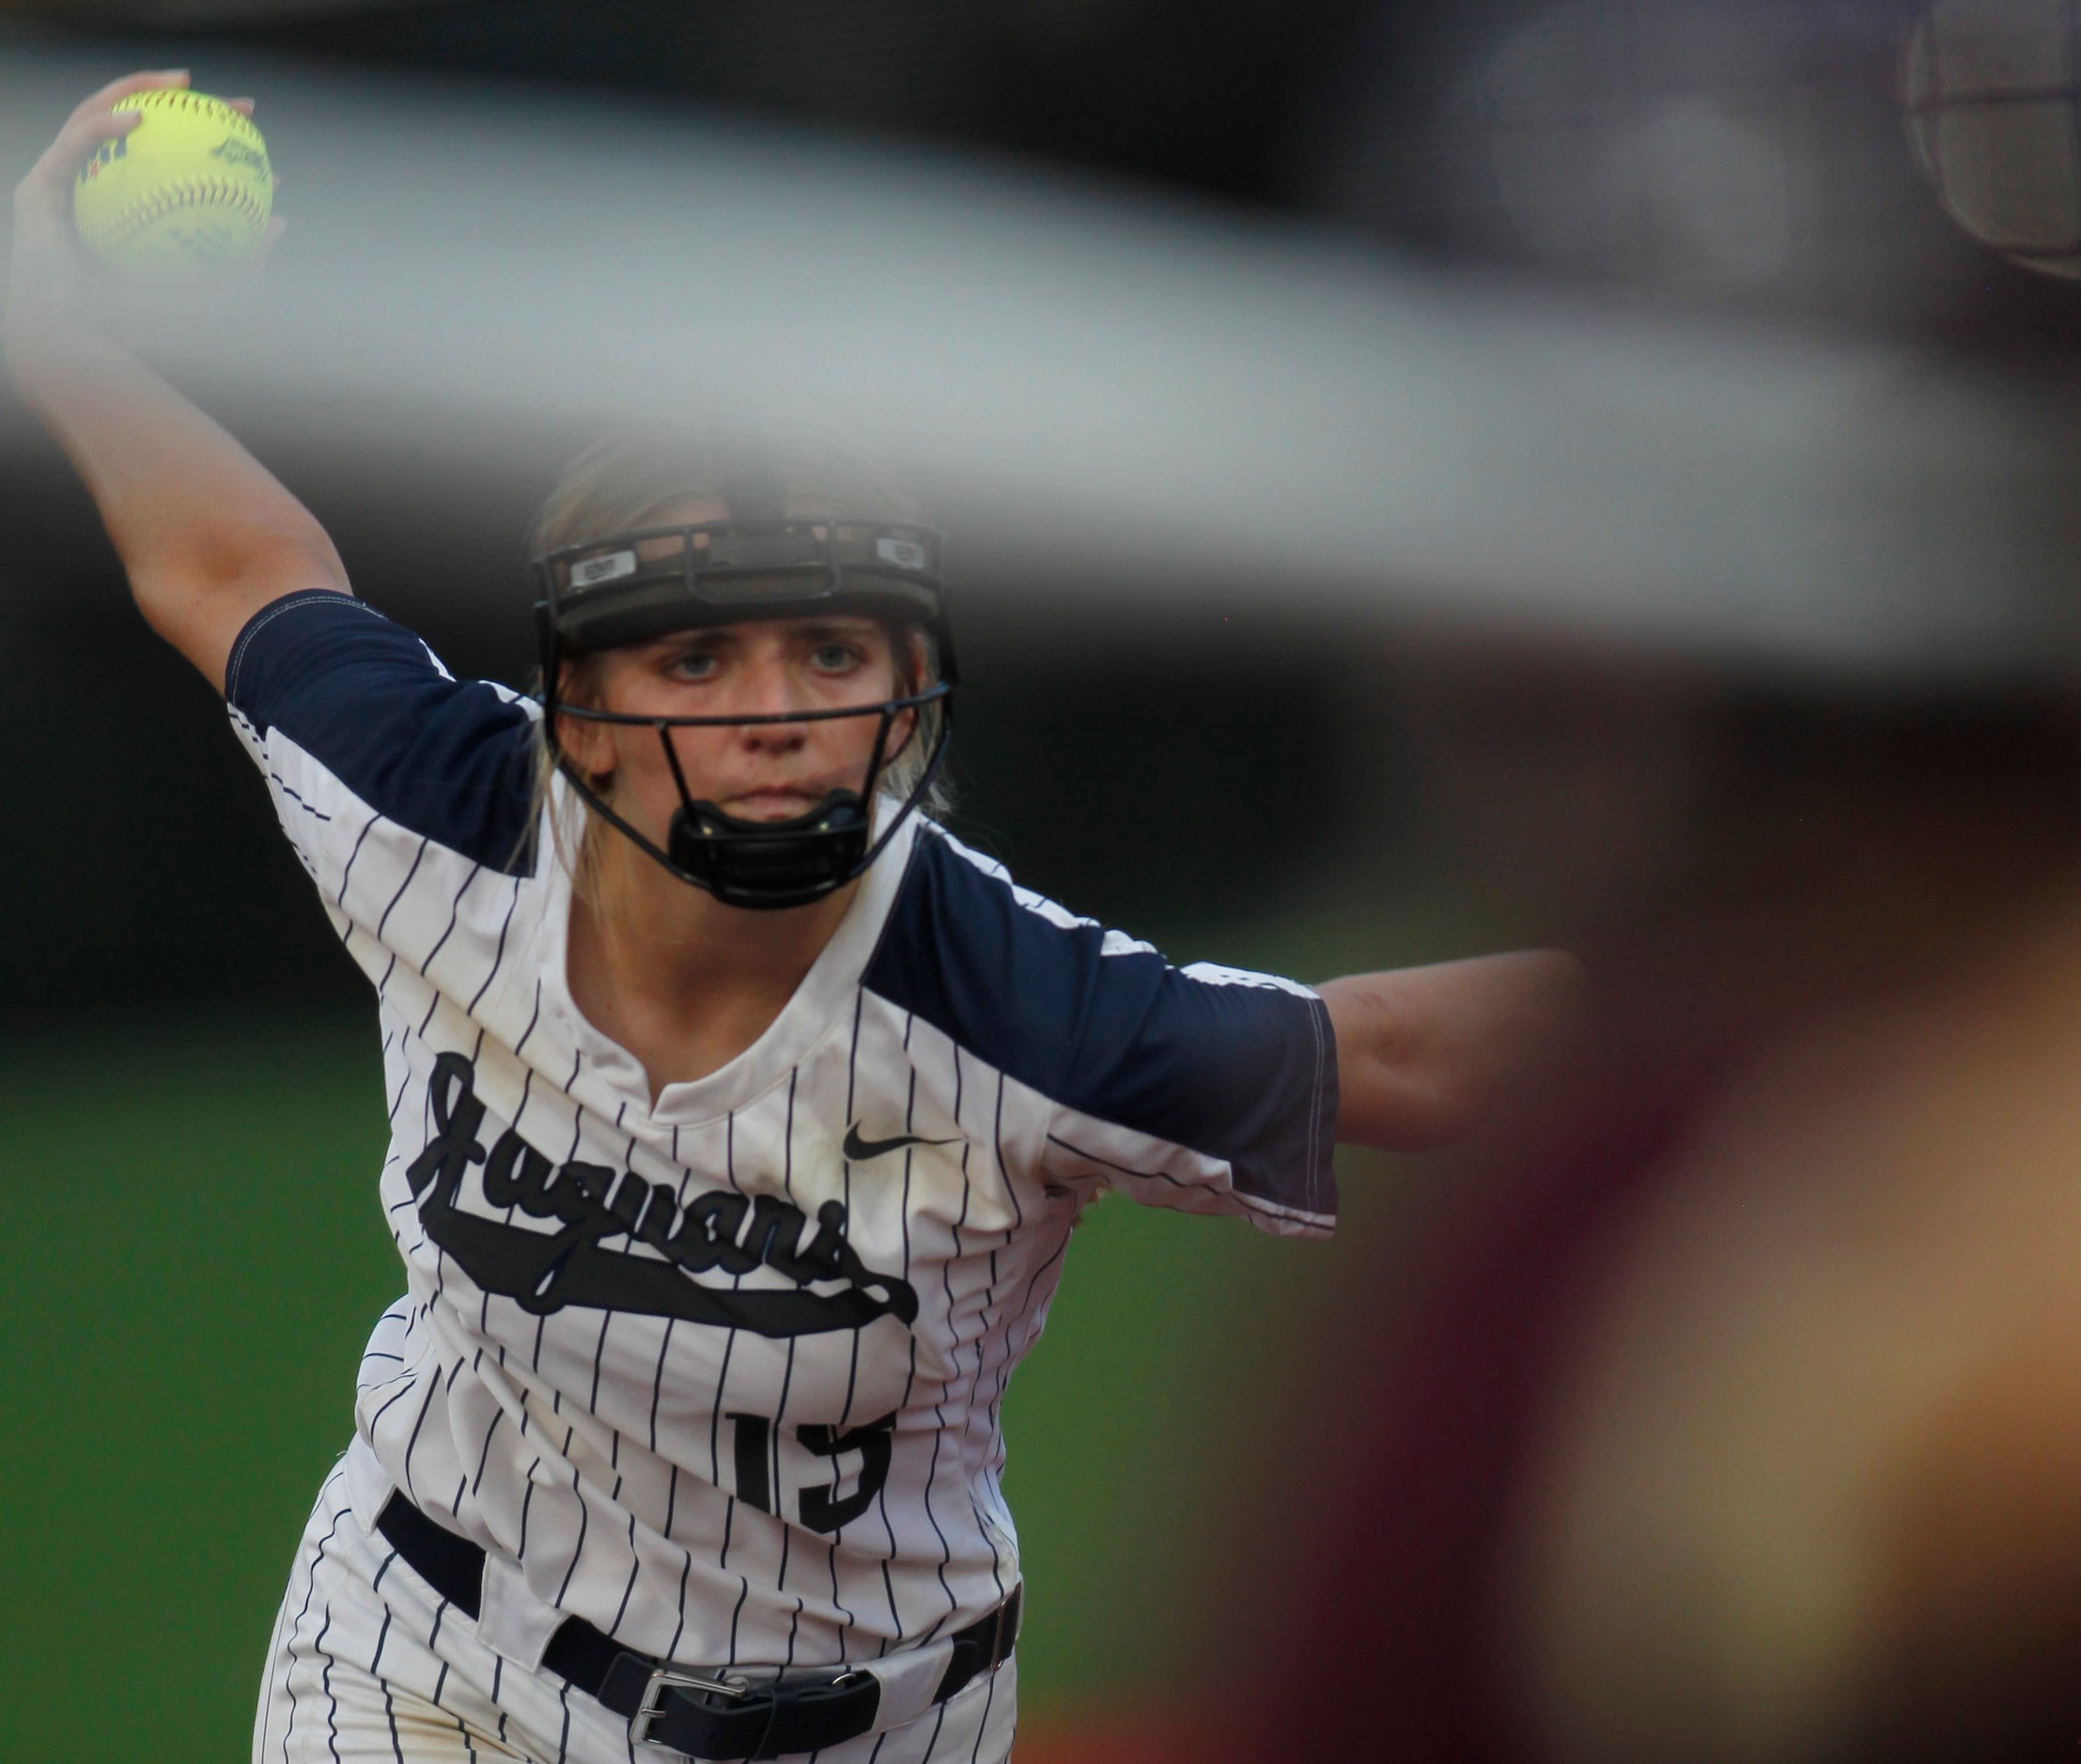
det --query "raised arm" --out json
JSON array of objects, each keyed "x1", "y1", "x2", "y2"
[
  {"x1": 1320, "y1": 950, "x2": 1590, "y2": 1152},
  {"x1": 3, "y1": 70, "x2": 344, "y2": 693}
]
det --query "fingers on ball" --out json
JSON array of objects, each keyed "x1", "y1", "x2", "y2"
[{"x1": 72, "y1": 69, "x2": 188, "y2": 121}]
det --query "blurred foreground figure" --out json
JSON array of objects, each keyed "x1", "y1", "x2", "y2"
[
  {"x1": 1251, "y1": 685, "x2": 2081, "y2": 1764},
  {"x1": 1514, "y1": 890, "x2": 2081, "y2": 1763}
]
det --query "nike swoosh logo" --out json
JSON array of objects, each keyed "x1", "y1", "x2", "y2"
[{"x1": 843, "y1": 1124, "x2": 960, "y2": 1162}]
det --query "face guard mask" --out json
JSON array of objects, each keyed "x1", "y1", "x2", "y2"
[{"x1": 533, "y1": 517, "x2": 957, "y2": 911}]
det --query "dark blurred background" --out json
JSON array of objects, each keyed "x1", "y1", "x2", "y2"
[{"x1": 8, "y1": 1, "x2": 2081, "y2": 1760}]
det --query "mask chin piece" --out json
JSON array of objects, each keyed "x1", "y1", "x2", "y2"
[{"x1": 666, "y1": 791, "x2": 872, "y2": 911}]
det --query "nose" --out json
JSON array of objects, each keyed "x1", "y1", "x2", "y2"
[{"x1": 728, "y1": 656, "x2": 809, "y2": 750}]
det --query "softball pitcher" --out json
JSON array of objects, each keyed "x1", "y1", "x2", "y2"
[{"x1": 7, "y1": 71, "x2": 1585, "y2": 1764}]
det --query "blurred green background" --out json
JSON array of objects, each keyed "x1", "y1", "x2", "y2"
[{"x1": 0, "y1": 897, "x2": 1470, "y2": 1759}]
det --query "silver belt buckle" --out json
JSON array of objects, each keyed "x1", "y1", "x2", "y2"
[{"x1": 629, "y1": 1666, "x2": 750, "y2": 1757}]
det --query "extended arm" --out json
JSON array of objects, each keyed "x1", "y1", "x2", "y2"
[
  {"x1": 1319, "y1": 951, "x2": 1590, "y2": 1152},
  {"x1": 3, "y1": 71, "x2": 341, "y2": 693}
]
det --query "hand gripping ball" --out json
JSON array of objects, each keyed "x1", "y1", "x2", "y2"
[
  {"x1": 73, "y1": 89, "x2": 272, "y2": 281},
  {"x1": 1903, "y1": 0, "x2": 2081, "y2": 279}
]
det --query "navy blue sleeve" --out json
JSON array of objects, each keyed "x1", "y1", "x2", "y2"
[
  {"x1": 863, "y1": 828, "x2": 1338, "y2": 1219},
  {"x1": 225, "y1": 590, "x2": 540, "y2": 874}
]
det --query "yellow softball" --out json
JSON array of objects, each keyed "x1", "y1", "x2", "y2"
[{"x1": 73, "y1": 89, "x2": 272, "y2": 281}]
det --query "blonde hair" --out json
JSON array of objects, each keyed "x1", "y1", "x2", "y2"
[{"x1": 527, "y1": 426, "x2": 950, "y2": 904}]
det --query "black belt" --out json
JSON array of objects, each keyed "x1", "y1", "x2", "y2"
[{"x1": 375, "y1": 1493, "x2": 1019, "y2": 1760}]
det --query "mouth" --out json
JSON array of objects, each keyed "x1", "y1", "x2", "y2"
[{"x1": 718, "y1": 785, "x2": 831, "y2": 823}]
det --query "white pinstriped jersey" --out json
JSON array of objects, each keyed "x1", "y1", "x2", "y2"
[{"x1": 225, "y1": 590, "x2": 1339, "y2": 1681}]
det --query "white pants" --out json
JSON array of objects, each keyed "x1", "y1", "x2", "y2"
[{"x1": 254, "y1": 1462, "x2": 1018, "y2": 1764}]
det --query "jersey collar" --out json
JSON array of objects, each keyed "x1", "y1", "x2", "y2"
[{"x1": 532, "y1": 786, "x2": 924, "y2": 1131}]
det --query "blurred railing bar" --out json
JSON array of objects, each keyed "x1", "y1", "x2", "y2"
[{"x1": 0, "y1": 39, "x2": 2074, "y2": 679}]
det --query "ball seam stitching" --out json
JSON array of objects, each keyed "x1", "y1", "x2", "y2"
[{"x1": 80, "y1": 174, "x2": 268, "y2": 250}]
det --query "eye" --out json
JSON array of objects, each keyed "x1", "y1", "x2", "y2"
[
  {"x1": 809, "y1": 641, "x2": 863, "y2": 673},
  {"x1": 664, "y1": 645, "x2": 719, "y2": 680}
]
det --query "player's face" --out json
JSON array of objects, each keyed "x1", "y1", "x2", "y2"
[{"x1": 561, "y1": 614, "x2": 914, "y2": 837}]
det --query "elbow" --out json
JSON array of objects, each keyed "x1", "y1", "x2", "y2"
[
  {"x1": 1325, "y1": 1025, "x2": 1475, "y2": 1148},
  {"x1": 1327, "y1": 949, "x2": 1596, "y2": 1153},
  {"x1": 1336, "y1": 1067, "x2": 1484, "y2": 1154},
  {"x1": 132, "y1": 526, "x2": 348, "y2": 638},
  {"x1": 189, "y1": 522, "x2": 348, "y2": 599},
  {"x1": 1411, "y1": 951, "x2": 1594, "y2": 1148}
]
